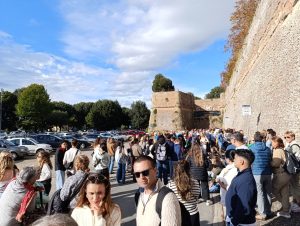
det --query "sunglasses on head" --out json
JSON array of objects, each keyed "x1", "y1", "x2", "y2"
[
  {"x1": 87, "y1": 173, "x2": 107, "y2": 183},
  {"x1": 134, "y1": 169, "x2": 151, "y2": 178}
]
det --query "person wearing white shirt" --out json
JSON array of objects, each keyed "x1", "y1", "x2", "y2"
[
  {"x1": 71, "y1": 173, "x2": 121, "y2": 226},
  {"x1": 216, "y1": 149, "x2": 238, "y2": 219},
  {"x1": 36, "y1": 150, "x2": 53, "y2": 195},
  {"x1": 63, "y1": 139, "x2": 81, "y2": 176},
  {"x1": 284, "y1": 131, "x2": 300, "y2": 213}
]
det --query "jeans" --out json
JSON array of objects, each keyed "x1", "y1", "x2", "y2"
[
  {"x1": 254, "y1": 175, "x2": 272, "y2": 217},
  {"x1": 109, "y1": 155, "x2": 115, "y2": 174},
  {"x1": 198, "y1": 180, "x2": 210, "y2": 201},
  {"x1": 117, "y1": 162, "x2": 126, "y2": 184},
  {"x1": 169, "y1": 160, "x2": 178, "y2": 179},
  {"x1": 156, "y1": 160, "x2": 169, "y2": 185},
  {"x1": 55, "y1": 170, "x2": 65, "y2": 190}
]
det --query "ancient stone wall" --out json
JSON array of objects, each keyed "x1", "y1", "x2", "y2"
[
  {"x1": 149, "y1": 91, "x2": 195, "y2": 131},
  {"x1": 223, "y1": 0, "x2": 300, "y2": 140}
]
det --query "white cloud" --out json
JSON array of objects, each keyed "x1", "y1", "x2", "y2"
[
  {"x1": 0, "y1": 33, "x2": 152, "y2": 106},
  {"x1": 59, "y1": 0, "x2": 235, "y2": 71}
]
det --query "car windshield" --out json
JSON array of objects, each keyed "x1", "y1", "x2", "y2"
[{"x1": 3, "y1": 140, "x2": 16, "y2": 146}]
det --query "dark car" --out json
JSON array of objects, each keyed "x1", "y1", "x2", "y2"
[
  {"x1": 30, "y1": 134, "x2": 63, "y2": 149},
  {"x1": 62, "y1": 135, "x2": 91, "y2": 149}
]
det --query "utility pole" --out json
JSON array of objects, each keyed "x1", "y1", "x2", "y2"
[{"x1": 0, "y1": 89, "x2": 3, "y2": 131}]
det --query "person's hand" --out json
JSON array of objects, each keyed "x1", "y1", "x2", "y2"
[{"x1": 91, "y1": 201, "x2": 103, "y2": 216}]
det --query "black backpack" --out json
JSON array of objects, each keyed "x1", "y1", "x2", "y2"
[
  {"x1": 134, "y1": 186, "x2": 190, "y2": 226},
  {"x1": 47, "y1": 173, "x2": 88, "y2": 215},
  {"x1": 284, "y1": 144, "x2": 300, "y2": 175}
]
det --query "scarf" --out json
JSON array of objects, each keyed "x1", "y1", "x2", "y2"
[{"x1": 15, "y1": 182, "x2": 44, "y2": 222}]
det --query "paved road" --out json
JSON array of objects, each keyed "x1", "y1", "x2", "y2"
[{"x1": 15, "y1": 149, "x2": 300, "y2": 226}]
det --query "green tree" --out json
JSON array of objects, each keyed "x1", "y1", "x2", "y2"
[
  {"x1": 120, "y1": 107, "x2": 131, "y2": 128},
  {"x1": 205, "y1": 86, "x2": 225, "y2": 99},
  {"x1": 16, "y1": 84, "x2": 52, "y2": 131},
  {"x1": 51, "y1": 101, "x2": 76, "y2": 129},
  {"x1": 1, "y1": 91, "x2": 18, "y2": 130},
  {"x1": 73, "y1": 102, "x2": 94, "y2": 129},
  {"x1": 47, "y1": 110, "x2": 69, "y2": 131},
  {"x1": 130, "y1": 101, "x2": 150, "y2": 129},
  {"x1": 152, "y1": 74, "x2": 175, "y2": 92},
  {"x1": 86, "y1": 100, "x2": 123, "y2": 130}
]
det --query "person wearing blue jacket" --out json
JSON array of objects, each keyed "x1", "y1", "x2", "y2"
[
  {"x1": 249, "y1": 132, "x2": 272, "y2": 220},
  {"x1": 225, "y1": 149, "x2": 257, "y2": 226}
]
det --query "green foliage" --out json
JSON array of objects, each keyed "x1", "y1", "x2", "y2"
[
  {"x1": 16, "y1": 84, "x2": 52, "y2": 131},
  {"x1": 221, "y1": 0, "x2": 259, "y2": 86},
  {"x1": 121, "y1": 107, "x2": 131, "y2": 128},
  {"x1": 205, "y1": 86, "x2": 225, "y2": 99},
  {"x1": 152, "y1": 74, "x2": 175, "y2": 92},
  {"x1": 47, "y1": 110, "x2": 69, "y2": 130},
  {"x1": 86, "y1": 100, "x2": 123, "y2": 130},
  {"x1": 130, "y1": 101, "x2": 150, "y2": 129},
  {"x1": 1, "y1": 91, "x2": 18, "y2": 130},
  {"x1": 73, "y1": 102, "x2": 93, "y2": 129}
]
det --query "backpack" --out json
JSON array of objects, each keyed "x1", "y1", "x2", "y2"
[
  {"x1": 134, "y1": 186, "x2": 190, "y2": 226},
  {"x1": 156, "y1": 143, "x2": 167, "y2": 161},
  {"x1": 284, "y1": 144, "x2": 300, "y2": 175},
  {"x1": 47, "y1": 173, "x2": 88, "y2": 215}
]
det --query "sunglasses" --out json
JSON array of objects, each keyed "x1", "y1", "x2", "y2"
[
  {"x1": 284, "y1": 136, "x2": 291, "y2": 139},
  {"x1": 87, "y1": 173, "x2": 108, "y2": 183},
  {"x1": 134, "y1": 169, "x2": 151, "y2": 178}
]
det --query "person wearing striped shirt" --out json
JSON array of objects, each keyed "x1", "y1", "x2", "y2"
[{"x1": 167, "y1": 160, "x2": 201, "y2": 226}]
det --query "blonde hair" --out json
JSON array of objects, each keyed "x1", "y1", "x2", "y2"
[
  {"x1": 74, "y1": 154, "x2": 90, "y2": 171},
  {"x1": 0, "y1": 153, "x2": 14, "y2": 181},
  {"x1": 285, "y1": 131, "x2": 295, "y2": 139}
]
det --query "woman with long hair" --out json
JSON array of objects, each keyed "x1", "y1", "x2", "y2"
[
  {"x1": 115, "y1": 141, "x2": 128, "y2": 184},
  {"x1": 187, "y1": 143, "x2": 212, "y2": 205},
  {"x1": 71, "y1": 173, "x2": 121, "y2": 226},
  {"x1": 271, "y1": 136, "x2": 291, "y2": 218},
  {"x1": 168, "y1": 160, "x2": 200, "y2": 226},
  {"x1": 36, "y1": 150, "x2": 53, "y2": 196},
  {"x1": 93, "y1": 138, "x2": 110, "y2": 179},
  {"x1": 0, "y1": 151, "x2": 15, "y2": 198}
]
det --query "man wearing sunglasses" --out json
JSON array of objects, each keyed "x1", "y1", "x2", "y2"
[
  {"x1": 284, "y1": 131, "x2": 300, "y2": 213},
  {"x1": 134, "y1": 155, "x2": 181, "y2": 226}
]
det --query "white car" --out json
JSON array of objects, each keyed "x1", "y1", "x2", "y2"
[{"x1": 8, "y1": 137, "x2": 53, "y2": 155}]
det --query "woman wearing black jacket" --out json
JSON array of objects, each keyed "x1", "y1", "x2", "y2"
[
  {"x1": 55, "y1": 141, "x2": 68, "y2": 190},
  {"x1": 186, "y1": 143, "x2": 213, "y2": 206}
]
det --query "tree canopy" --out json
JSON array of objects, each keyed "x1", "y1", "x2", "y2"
[
  {"x1": 86, "y1": 100, "x2": 123, "y2": 130},
  {"x1": 130, "y1": 101, "x2": 150, "y2": 129},
  {"x1": 16, "y1": 84, "x2": 52, "y2": 131},
  {"x1": 205, "y1": 86, "x2": 225, "y2": 99},
  {"x1": 152, "y1": 74, "x2": 175, "y2": 92},
  {"x1": 1, "y1": 91, "x2": 18, "y2": 130}
]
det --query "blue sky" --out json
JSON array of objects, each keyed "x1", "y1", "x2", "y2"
[{"x1": 0, "y1": 0, "x2": 235, "y2": 107}]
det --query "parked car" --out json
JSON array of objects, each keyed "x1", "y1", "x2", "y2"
[
  {"x1": 83, "y1": 134, "x2": 100, "y2": 143},
  {"x1": 30, "y1": 134, "x2": 63, "y2": 149},
  {"x1": 61, "y1": 135, "x2": 91, "y2": 149},
  {"x1": 0, "y1": 139, "x2": 29, "y2": 160},
  {"x1": 8, "y1": 137, "x2": 53, "y2": 155}
]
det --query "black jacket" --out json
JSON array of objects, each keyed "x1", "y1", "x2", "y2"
[{"x1": 55, "y1": 148, "x2": 66, "y2": 171}]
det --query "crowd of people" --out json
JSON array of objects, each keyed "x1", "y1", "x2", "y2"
[{"x1": 0, "y1": 128, "x2": 299, "y2": 226}]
